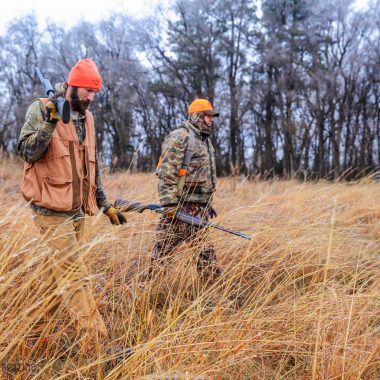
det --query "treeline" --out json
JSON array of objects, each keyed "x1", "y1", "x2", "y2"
[{"x1": 0, "y1": 0, "x2": 379, "y2": 178}]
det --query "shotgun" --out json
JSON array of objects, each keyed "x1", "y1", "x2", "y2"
[{"x1": 114, "y1": 198, "x2": 252, "y2": 240}]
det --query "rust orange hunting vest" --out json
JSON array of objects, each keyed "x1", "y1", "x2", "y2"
[{"x1": 21, "y1": 98, "x2": 97, "y2": 215}]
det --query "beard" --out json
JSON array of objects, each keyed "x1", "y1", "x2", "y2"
[
  {"x1": 70, "y1": 87, "x2": 90, "y2": 114},
  {"x1": 189, "y1": 112, "x2": 212, "y2": 136}
]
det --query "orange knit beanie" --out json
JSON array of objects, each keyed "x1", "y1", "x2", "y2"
[{"x1": 67, "y1": 58, "x2": 102, "y2": 91}]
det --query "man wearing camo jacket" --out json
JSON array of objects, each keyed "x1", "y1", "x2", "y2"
[{"x1": 152, "y1": 98, "x2": 221, "y2": 278}]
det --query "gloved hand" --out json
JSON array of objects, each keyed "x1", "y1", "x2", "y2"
[
  {"x1": 208, "y1": 205, "x2": 217, "y2": 218},
  {"x1": 45, "y1": 99, "x2": 60, "y2": 125},
  {"x1": 163, "y1": 206, "x2": 178, "y2": 219},
  {"x1": 104, "y1": 205, "x2": 127, "y2": 225}
]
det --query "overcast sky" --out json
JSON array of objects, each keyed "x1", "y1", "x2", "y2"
[
  {"x1": 0, "y1": 0, "x2": 173, "y2": 34},
  {"x1": 0, "y1": 0, "x2": 370, "y2": 35}
]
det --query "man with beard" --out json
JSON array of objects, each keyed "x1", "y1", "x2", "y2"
[
  {"x1": 152, "y1": 98, "x2": 221, "y2": 279},
  {"x1": 18, "y1": 59, "x2": 126, "y2": 344}
]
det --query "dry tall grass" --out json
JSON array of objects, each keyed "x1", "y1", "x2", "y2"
[{"x1": 0, "y1": 158, "x2": 379, "y2": 379}]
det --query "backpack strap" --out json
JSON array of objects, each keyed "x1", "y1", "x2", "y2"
[{"x1": 177, "y1": 127, "x2": 195, "y2": 197}]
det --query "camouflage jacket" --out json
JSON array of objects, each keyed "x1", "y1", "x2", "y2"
[
  {"x1": 18, "y1": 99, "x2": 109, "y2": 219},
  {"x1": 157, "y1": 121, "x2": 217, "y2": 206}
]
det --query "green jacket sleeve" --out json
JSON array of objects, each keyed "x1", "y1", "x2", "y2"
[
  {"x1": 17, "y1": 100, "x2": 56, "y2": 163},
  {"x1": 157, "y1": 128, "x2": 189, "y2": 206}
]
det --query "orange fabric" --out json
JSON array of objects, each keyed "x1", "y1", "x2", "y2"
[
  {"x1": 21, "y1": 98, "x2": 98, "y2": 215},
  {"x1": 67, "y1": 58, "x2": 102, "y2": 91},
  {"x1": 156, "y1": 155, "x2": 163, "y2": 171},
  {"x1": 178, "y1": 168, "x2": 187, "y2": 177},
  {"x1": 188, "y1": 98, "x2": 218, "y2": 116}
]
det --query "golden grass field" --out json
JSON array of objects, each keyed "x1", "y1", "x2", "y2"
[{"x1": 0, "y1": 159, "x2": 379, "y2": 379}]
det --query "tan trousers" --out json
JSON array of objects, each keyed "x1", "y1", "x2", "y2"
[{"x1": 33, "y1": 212, "x2": 107, "y2": 337}]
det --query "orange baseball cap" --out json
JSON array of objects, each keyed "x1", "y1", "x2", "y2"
[
  {"x1": 67, "y1": 58, "x2": 102, "y2": 91},
  {"x1": 188, "y1": 99, "x2": 219, "y2": 116}
]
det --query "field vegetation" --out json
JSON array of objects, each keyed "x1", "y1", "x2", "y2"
[{"x1": 0, "y1": 159, "x2": 379, "y2": 379}]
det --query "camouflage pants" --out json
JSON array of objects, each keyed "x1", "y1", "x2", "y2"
[{"x1": 151, "y1": 202, "x2": 219, "y2": 273}]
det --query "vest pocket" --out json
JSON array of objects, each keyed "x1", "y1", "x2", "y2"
[
  {"x1": 41, "y1": 176, "x2": 73, "y2": 211},
  {"x1": 40, "y1": 138, "x2": 70, "y2": 161}
]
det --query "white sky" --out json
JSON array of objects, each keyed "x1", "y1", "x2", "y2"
[
  {"x1": 0, "y1": 0, "x2": 172, "y2": 34},
  {"x1": 0, "y1": 0, "x2": 370, "y2": 35},
  {"x1": 352, "y1": 0, "x2": 370, "y2": 10}
]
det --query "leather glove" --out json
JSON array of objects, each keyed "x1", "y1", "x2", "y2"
[
  {"x1": 45, "y1": 99, "x2": 60, "y2": 125},
  {"x1": 104, "y1": 206, "x2": 127, "y2": 225},
  {"x1": 163, "y1": 206, "x2": 178, "y2": 219},
  {"x1": 208, "y1": 206, "x2": 217, "y2": 218}
]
